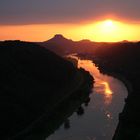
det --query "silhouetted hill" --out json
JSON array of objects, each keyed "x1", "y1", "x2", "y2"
[
  {"x1": 46, "y1": 34, "x2": 73, "y2": 44},
  {"x1": 39, "y1": 34, "x2": 99, "y2": 55},
  {"x1": 0, "y1": 40, "x2": 93, "y2": 139},
  {"x1": 39, "y1": 35, "x2": 140, "y2": 57},
  {"x1": 40, "y1": 34, "x2": 75, "y2": 55}
]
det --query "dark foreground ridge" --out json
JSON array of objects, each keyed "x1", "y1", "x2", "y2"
[{"x1": 0, "y1": 41, "x2": 94, "y2": 140}]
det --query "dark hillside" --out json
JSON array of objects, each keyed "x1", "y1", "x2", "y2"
[{"x1": 0, "y1": 41, "x2": 78, "y2": 139}]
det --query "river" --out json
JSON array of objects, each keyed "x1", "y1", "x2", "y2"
[{"x1": 46, "y1": 56, "x2": 128, "y2": 140}]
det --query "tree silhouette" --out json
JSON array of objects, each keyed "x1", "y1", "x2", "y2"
[{"x1": 76, "y1": 106, "x2": 85, "y2": 116}]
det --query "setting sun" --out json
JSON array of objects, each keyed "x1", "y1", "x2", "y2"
[
  {"x1": 104, "y1": 20, "x2": 113, "y2": 27},
  {"x1": 103, "y1": 20, "x2": 115, "y2": 31},
  {"x1": 0, "y1": 19, "x2": 140, "y2": 42},
  {"x1": 99, "y1": 19, "x2": 116, "y2": 33},
  {"x1": 79, "y1": 19, "x2": 140, "y2": 42}
]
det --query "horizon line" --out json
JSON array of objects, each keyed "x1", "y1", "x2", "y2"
[{"x1": 0, "y1": 34, "x2": 139, "y2": 43}]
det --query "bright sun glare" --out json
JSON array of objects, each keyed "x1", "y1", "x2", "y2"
[
  {"x1": 81, "y1": 19, "x2": 133, "y2": 42},
  {"x1": 104, "y1": 20, "x2": 113, "y2": 27},
  {"x1": 101, "y1": 19, "x2": 116, "y2": 33},
  {"x1": 0, "y1": 19, "x2": 140, "y2": 42}
]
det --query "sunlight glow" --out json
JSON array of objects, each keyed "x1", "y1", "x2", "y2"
[
  {"x1": 101, "y1": 81, "x2": 113, "y2": 105},
  {"x1": 101, "y1": 19, "x2": 116, "y2": 33},
  {"x1": 0, "y1": 19, "x2": 140, "y2": 42},
  {"x1": 104, "y1": 20, "x2": 113, "y2": 27},
  {"x1": 78, "y1": 19, "x2": 140, "y2": 42},
  {"x1": 101, "y1": 81, "x2": 113, "y2": 95}
]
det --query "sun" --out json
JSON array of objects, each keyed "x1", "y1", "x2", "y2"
[
  {"x1": 101, "y1": 19, "x2": 116, "y2": 33},
  {"x1": 80, "y1": 19, "x2": 138, "y2": 42},
  {"x1": 104, "y1": 20, "x2": 114, "y2": 27},
  {"x1": 83, "y1": 19, "x2": 121, "y2": 42}
]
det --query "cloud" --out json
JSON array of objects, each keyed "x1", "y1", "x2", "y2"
[{"x1": 0, "y1": 0, "x2": 140, "y2": 25}]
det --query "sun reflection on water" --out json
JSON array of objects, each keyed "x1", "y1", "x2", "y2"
[
  {"x1": 49, "y1": 55, "x2": 128, "y2": 140},
  {"x1": 100, "y1": 81, "x2": 113, "y2": 105},
  {"x1": 101, "y1": 81, "x2": 113, "y2": 95},
  {"x1": 77, "y1": 58, "x2": 113, "y2": 105},
  {"x1": 67, "y1": 55, "x2": 113, "y2": 105}
]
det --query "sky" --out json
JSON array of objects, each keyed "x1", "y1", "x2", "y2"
[{"x1": 0, "y1": 0, "x2": 140, "y2": 42}]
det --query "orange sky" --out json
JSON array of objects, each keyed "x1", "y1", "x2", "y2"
[{"x1": 0, "y1": 19, "x2": 140, "y2": 42}]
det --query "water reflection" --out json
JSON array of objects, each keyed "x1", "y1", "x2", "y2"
[
  {"x1": 78, "y1": 59, "x2": 113, "y2": 105},
  {"x1": 64, "y1": 119, "x2": 71, "y2": 130},
  {"x1": 46, "y1": 56, "x2": 127, "y2": 140},
  {"x1": 101, "y1": 81, "x2": 112, "y2": 95},
  {"x1": 84, "y1": 97, "x2": 91, "y2": 107},
  {"x1": 76, "y1": 106, "x2": 85, "y2": 116}
]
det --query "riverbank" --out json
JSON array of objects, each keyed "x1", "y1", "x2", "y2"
[
  {"x1": 89, "y1": 59, "x2": 140, "y2": 140},
  {"x1": 65, "y1": 54, "x2": 127, "y2": 140},
  {"x1": 94, "y1": 64, "x2": 133, "y2": 95},
  {"x1": 0, "y1": 41, "x2": 94, "y2": 140},
  {"x1": 77, "y1": 53, "x2": 140, "y2": 140},
  {"x1": 10, "y1": 68, "x2": 94, "y2": 140}
]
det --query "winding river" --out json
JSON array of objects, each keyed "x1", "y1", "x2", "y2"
[{"x1": 46, "y1": 56, "x2": 128, "y2": 140}]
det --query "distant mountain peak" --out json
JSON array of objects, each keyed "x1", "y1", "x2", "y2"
[
  {"x1": 45, "y1": 34, "x2": 73, "y2": 43},
  {"x1": 42, "y1": 34, "x2": 74, "y2": 54},
  {"x1": 52, "y1": 34, "x2": 72, "y2": 41},
  {"x1": 54, "y1": 34, "x2": 65, "y2": 39},
  {"x1": 80, "y1": 39, "x2": 91, "y2": 43}
]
